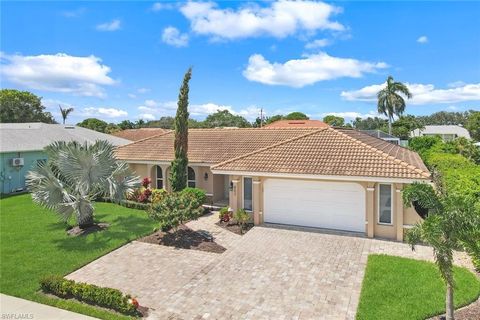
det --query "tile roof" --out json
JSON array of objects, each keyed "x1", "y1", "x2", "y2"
[
  {"x1": 111, "y1": 128, "x2": 167, "y2": 141},
  {"x1": 0, "y1": 123, "x2": 131, "y2": 153},
  {"x1": 115, "y1": 128, "x2": 317, "y2": 164},
  {"x1": 264, "y1": 119, "x2": 329, "y2": 128},
  {"x1": 211, "y1": 127, "x2": 430, "y2": 180}
]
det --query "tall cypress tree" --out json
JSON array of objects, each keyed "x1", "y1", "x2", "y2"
[{"x1": 170, "y1": 68, "x2": 192, "y2": 192}]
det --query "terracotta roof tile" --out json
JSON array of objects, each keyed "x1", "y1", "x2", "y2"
[
  {"x1": 264, "y1": 119, "x2": 329, "y2": 128},
  {"x1": 115, "y1": 128, "x2": 317, "y2": 163},
  {"x1": 211, "y1": 128, "x2": 430, "y2": 180},
  {"x1": 111, "y1": 128, "x2": 167, "y2": 141}
]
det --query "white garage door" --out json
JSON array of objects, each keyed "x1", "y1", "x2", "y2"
[{"x1": 263, "y1": 179, "x2": 365, "y2": 232}]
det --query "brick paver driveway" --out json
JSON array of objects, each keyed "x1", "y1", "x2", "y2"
[{"x1": 68, "y1": 220, "x2": 472, "y2": 320}]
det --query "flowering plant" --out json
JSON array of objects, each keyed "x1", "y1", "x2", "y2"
[{"x1": 142, "y1": 177, "x2": 151, "y2": 188}]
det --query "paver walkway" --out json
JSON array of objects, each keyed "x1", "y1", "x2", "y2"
[
  {"x1": 67, "y1": 217, "x2": 474, "y2": 320},
  {"x1": 186, "y1": 211, "x2": 242, "y2": 249},
  {"x1": 0, "y1": 294, "x2": 98, "y2": 320}
]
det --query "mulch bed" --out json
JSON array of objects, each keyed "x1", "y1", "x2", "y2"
[
  {"x1": 138, "y1": 225, "x2": 226, "y2": 253},
  {"x1": 429, "y1": 298, "x2": 480, "y2": 320},
  {"x1": 215, "y1": 221, "x2": 253, "y2": 235},
  {"x1": 67, "y1": 223, "x2": 109, "y2": 237}
]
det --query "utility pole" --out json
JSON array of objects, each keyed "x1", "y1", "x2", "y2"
[{"x1": 259, "y1": 108, "x2": 264, "y2": 128}]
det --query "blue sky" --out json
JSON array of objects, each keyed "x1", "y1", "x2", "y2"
[{"x1": 1, "y1": 1, "x2": 479, "y2": 124}]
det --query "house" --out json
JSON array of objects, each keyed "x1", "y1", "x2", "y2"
[
  {"x1": 360, "y1": 130, "x2": 401, "y2": 145},
  {"x1": 411, "y1": 125, "x2": 471, "y2": 141},
  {"x1": 0, "y1": 123, "x2": 131, "y2": 194},
  {"x1": 111, "y1": 128, "x2": 167, "y2": 141},
  {"x1": 116, "y1": 127, "x2": 430, "y2": 241},
  {"x1": 264, "y1": 119, "x2": 329, "y2": 128}
]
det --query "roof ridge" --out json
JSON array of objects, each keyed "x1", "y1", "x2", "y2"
[
  {"x1": 211, "y1": 128, "x2": 327, "y2": 170},
  {"x1": 332, "y1": 128, "x2": 430, "y2": 178},
  {"x1": 115, "y1": 130, "x2": 173, "y2": 149}
]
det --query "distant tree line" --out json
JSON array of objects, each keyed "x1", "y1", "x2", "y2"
[{"x1": 1, "y1": 88, "x2": 478, "y2": 141}]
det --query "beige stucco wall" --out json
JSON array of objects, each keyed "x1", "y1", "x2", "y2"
[{"x1": 228, "y1": 174, "x2": 424, "y2": 242}]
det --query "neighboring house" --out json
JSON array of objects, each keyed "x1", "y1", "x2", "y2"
[
  {"x1": 360, "y1": 130, "x2": 401, "y2": 145},
  {"x1": 411, "y1": 125, "x2": 471, "y2": 141},
  {"x1": 116, "y1": 127, "x2": 430, "y2": 241},
  {"x1": 111, "y1": 128, "x2": 167, "y2": 141},
  {"x1": 264, "y1": 120, "x2": 329, "y2": 128},
  {"x1": 0, "y1": 123, "x2": 131, "y2": 194}
]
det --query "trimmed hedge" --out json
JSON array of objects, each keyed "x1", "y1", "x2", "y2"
[
  {"x1": 99, "y1": 197, "x2": 150, "y2": 210},
  {"x1": 40, "y1": 275, "x2": 138, "y2": 315}
]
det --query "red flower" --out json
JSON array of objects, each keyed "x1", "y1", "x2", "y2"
[
  {"x1": 142, "y1": 177, "x2": 151, "y2": 188},
  {"x1": 128, "y1": 298, "x2": 139, "y2": 308}
]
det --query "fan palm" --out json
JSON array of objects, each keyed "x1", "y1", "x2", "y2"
[
  {"x1": 26, "y1": 140, "x2": 139, "y2": 229},
  {"x1": 59, "y1": 105, "x2": 74, "y2": 125},
  {"x1": 403, "y1": 183, "x2": 479, "y2": 320},
  {"x1": 377, "y1": 76, "x2": 412, "y2": 134}
]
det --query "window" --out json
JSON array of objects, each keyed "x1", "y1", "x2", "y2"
[
  {"x1": 155, "y1": 166, "x2": 163, "y2": 189},
  {"x1": 187, "y1": 167, "x2": 196, "y2": 188},
  {"x1": 378, "y1": 184, "x2": 392, "y2": 224},
  {"x1": 243, "y1": 177, "x2": 253, "y2": 211}
]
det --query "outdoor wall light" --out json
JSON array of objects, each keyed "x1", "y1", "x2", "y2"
[
  {"x1": 204, "y1": 172, "x2": 208, "y2": 181},
  {"x1": 229, "y1": 181, "x2": 234, "y2": 191}
]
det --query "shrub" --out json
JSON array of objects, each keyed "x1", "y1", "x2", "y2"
[
  {"x1": 151, "y1": 188, "x2": 167, "y2": 204},
  {"x1": 40, "y1": 275, "x2": 138, "y2": 315},
  {"x1": 218, "y1": 207, "x2": 231, "y2": 222},
  {"x1": 180, "y1": 187, "x2": 206, "y2": 206},
  {"x1": 141, "y1": 177, "x2": 151, "y2": 188},
  {"x1": 234, "y1": 209, "x2": 250, "y2": 234},
  {"x1": 148, "y1": 192, "x2": 204, "y2": 231}
]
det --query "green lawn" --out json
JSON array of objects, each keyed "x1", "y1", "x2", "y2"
[
  {"x1": 0, "y1": 194, "x2": 157, "y2": 320},
  {"x1": 357, "y1": 254, "x2": 480, "y2": 320}
]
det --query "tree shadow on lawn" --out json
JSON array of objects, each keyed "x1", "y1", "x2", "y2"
[{"x1": 50, "y1": 213, "x2": 155, "y2": 253}]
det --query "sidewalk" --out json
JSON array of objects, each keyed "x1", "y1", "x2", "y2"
[{"x1": 0, "y1": 294, "x2": 98, "y2": 320}]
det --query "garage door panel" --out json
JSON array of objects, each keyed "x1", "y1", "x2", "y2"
[{"x1": 264, "y1": 179, "x2": 365, "y2": 232}]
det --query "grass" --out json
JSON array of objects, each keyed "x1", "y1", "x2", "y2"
[
  {"x1": 356, "y1": 254, "x2": 480, "y2": 320},
  {"x1": 0, "y1": 194, "x2": 157, "y2": 320}
]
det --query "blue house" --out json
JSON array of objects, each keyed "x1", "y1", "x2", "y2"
[{"x1": 0, "y1": 123, "x2": 132, "y2": 194}]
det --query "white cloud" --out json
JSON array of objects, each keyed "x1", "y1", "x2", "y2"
[
  {"x1": 137, "y1": 87, "x2": 150, "y2": 94},
  {"x1": 139, "y1": 113, "x2": 156, "y2": 120},
  {"x1": 305, "y1": 38, "x2": 331, "y2": 49},
  {"x1": 243, "y1": 52, "x2": 388, "y2": 87},
  {"x1": 0, "y1": 52, "x2": 115, "y2": 97},
  {"x1": 136, "y1": 100, "x2": 261, "y2": 121},
  {"x1": 83, "y1": 107, "x2": 128, "y2": 118},
  {"x1": 161, "y1": 26, "x2": 189, "y2": 47},
  {"x1": 180, "y1": 1, "x2": 344, "y2": 40},
  {"x1": 96, "y1": 19, "x2": 121, "y2": 32},
  {"x1": 341, "y1": 82, "x2": 480, "y2": 105},
  {"x1": 417, "y1": 36, "x2": 428, "y2": 44},
  {"x1": 128, "y1": 93, "x2": 137, "y2": 99},
  {"x1": 151, "y1": 2, "x2": 175, "y2": 11},
  {"x1": 61, "y1": 8, "x2": 86, "y2": 18}
]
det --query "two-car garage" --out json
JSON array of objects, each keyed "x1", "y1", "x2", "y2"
[{"x1": 263, "y1": 179, "x2": 366, "y2": 233}]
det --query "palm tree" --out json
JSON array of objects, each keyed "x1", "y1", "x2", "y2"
[
  {"x1": 26, "y1": 140, "x2": 139, "y2": 229},
  {"x1": 403, "y1": 183, "x2": 479, "y2": 320},
  {"x1": 377, "y1": 76, "x2": 412, "y2": 134},
  {"x1": 59, "y1": 105, "x2": 74, "y2": 124}
]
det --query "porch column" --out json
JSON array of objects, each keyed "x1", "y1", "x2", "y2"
[
  {"x1": 230, "y1": 178, "x2": 239, "y2": 213},
  {"x1": 366, "y1": 183, "x2": 375, "y2": 238},
  {"x1": 160, "y1": 165, "x2": 169, "y2": 190},
  {"x1": 395, "y1": 184, "x2": 404, "y2": 241},
  {"x1": 253, "y1": 179, "x2": 262, "y2": 225}
]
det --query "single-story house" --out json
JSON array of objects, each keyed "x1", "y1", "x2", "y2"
[
  {"x1": 116, "y1": 127, "x2": 430, "y2": 241},
  {"x1": 411, "y1": 125, "x2": 471, "y2": 141},
  {"x1": 0, "y1": 122, "x2": 131, "y2": 194},
  {"x1": 111, "y1": 128, "x2": 167, "y2": 141},
  {"x1": 360, "y1": 130, "x2": 401, "y2": 145}
]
